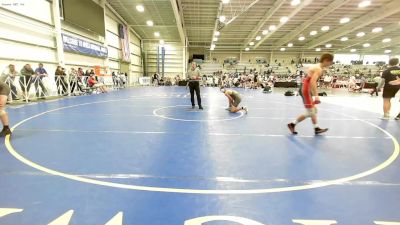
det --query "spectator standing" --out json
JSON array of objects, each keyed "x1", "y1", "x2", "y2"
[
  {"x1": 20, "y1": 64, "x2": 35, "y2": 100},
  {"x1": 34, "y1": 63, "x2": 48, "y2": 99},
  {"x1": 1, "y1": 64, "x2": 20, "y2": 100},
  {"x1": 370, "y1": 74, "x2": 381, "y2": 97},
  {"x1": 69, "y1": 68, "x2": 82, "y2": 94},
  {"x1": 152, "y1": 73, "x2": 159, "y2": 86},
  {"x1": 55, "y1": 66, "x2": 67, "y2": 96}
]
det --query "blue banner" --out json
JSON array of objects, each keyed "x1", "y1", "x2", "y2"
[{"x1": 62, "y1": 34, "x2": 108, "y2": 58}]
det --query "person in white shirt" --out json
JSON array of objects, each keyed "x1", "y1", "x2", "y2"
[
  {"x1": 1, "y1": 64, "x2": 20, "y2": 100},
  {"x1": 187, "y1": 62, "x2": 203, "y2": 110}
]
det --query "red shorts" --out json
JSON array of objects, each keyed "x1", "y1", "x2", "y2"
[{"x1": 301, "y1": 81, "x2": 314, "y2": 109}]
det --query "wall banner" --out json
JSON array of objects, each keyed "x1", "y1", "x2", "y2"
[
  {"x1": 118, "y1": 24, "x2": 131, "y2": 62},
  {"x1": 62, "y1": 33, "x2": 108, "y2": 58}
]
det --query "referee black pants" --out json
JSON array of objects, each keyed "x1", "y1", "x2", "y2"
[{"x1": 189, "y1": 81, "x2": 201, "y2": 106}]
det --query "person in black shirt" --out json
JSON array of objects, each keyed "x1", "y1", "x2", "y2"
[
  {"x1": 389, "y1": 74, "x2": 400, "y2": 120},
  {"x1": 379, "y1": 58, "x2": 400, "y2": 119}
]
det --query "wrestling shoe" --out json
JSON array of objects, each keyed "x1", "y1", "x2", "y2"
[
  {"x1": 287, "y1": 123, "x2": 298, "y2": 135},
  {"x1": 243, "y1": 106, "x2": 248, "y2": 114},
  {"x1": 0, "y1": 127, "x2": 12, "y2": 137},
  {"x1": 199, "y1": 105, "x2": 204, "y2": 110},
  {"x1": 192, "y1": 105, "x2": 195, "y2": 109},
  {"x1": 381, "y1": 115, "x2": 390, "y2": 120},
  {"x1": 315, "y1": 127, "x2": 328, "y2": 135},
  {"x1": 395, "y1": 114, "x2": 400, "y2": 120}
]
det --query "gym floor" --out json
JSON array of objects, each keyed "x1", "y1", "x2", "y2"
[{"x1": 0, "y1": 87, "x2": 399, "y2": 225}]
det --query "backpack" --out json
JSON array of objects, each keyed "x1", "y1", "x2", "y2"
[
  {"x1": 263, "y1": 86, "x2": 271, "y2": 93},
  {"x1": 284, "y1": 90, "x2": 295, "y2": 96}
]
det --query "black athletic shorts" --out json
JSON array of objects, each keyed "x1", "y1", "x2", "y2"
[{"x1": 382, "y1": 87, "x2": 399, "y2": 98}]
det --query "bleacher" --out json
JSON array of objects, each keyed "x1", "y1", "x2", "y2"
[
  {"x1": 199, "y1": 62, "x2": 223, "y2": 75},
  {"x1": 201, "y1": 60, "x2": 297, "y2": 76}
]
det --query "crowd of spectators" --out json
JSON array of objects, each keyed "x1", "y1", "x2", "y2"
[
  {"x1": 172, "y1": 59, "x2": 389, "y2": 94},
  {"x1": 148, "y1": 58, "x2": 390, "y2": 97},
  {"x1": 0, "y1": 63, "x2": 129, "y2": 102}
]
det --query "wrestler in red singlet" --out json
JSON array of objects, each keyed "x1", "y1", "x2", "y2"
[
  {"x1": 301, "y1": 76, "x2": 314, "y2": 109},
  {"x1": 288, "y1": 54, "x2": 334, "y2": 135}
]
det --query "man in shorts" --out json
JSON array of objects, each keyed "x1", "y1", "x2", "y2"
[
  {"x1": 220, "y1": 87, "x2": 248, "y2": 114},
  {"x1": 388, "y1": 74, "x2": 400, "y2": 120},
  {"x1": 379, "y1": 58, "x2": 400, "y2": 120},
  {"x1": 0, "y1": 80, "x2": 12, "y2": 136},
  {"x1": 288, "y1": 53, "x2": 334, "y2": 135}
]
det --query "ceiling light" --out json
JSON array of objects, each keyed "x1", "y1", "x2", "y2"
[
  {"x1": 291, "y1": 0, "x2": 301, "y2": 6},
  {"x1": 136, "y1": 5, "x2": 145, "y2": 12},
  {"x1": 358, "y1": 0, "x2": 371, "y2": 8},
  {"x1": 269, "y1": 25, "x2": 276, "y2": 31},
  {"x1": 363, "y1": 43, "x2": 370, "y2": 47},
  {"x1": 280, "y1": 16, "x2": 289, "y2": 24},
  {"x1": 298, "y1": 36, "x2": 305, "y2": 41},
  {"x1": 211, "y1": 44, "x2": 216, "y2": 48},
  {"x1": 154, "y1": 32, "x2": 160, "y2": 37},
  {"x1": 249, "y1": 42, "x2": 254, "y2": 46},
  {"x1": 310, "y1": 30, "x2": 317, "y2": 36},
  {"x1": 340, "y1": 37, "x2": 349, "y2": 41},
  {"x1": 280, "y1": 48, "x2": 286, "y2": 51},
  {"x1": 213, "y1": 37, "x2": 218, "y2": 42},
  {"x1": 255, "y1": 36, "x2": 261, "y2": 41},
  {"x1": 210, "y1": 47, "x2": 214, "y2": 51},
  {"x1": 340, "y1": 17, "x2": 350, "y2": 24},
  {"x1": 350, "y1": 49, "x2": 357, "y2": 52},
  {"x1": 321, "y1": 26, "x2": 330, "y2": 31},
  {"x1": 356, "y1": 32, "x2": 365, "y2": 37},
  {"x1": 384, "y1": 50, "x2": 392, "y2": 54},
  {"x1": 325, "y1": 44, "x2": 332, "y2": 48},
  {"x1": 382, "y1": 38, "x2": 391, "y2": 43},
  {"x1": 214, "y1": 31, "x2": 220, "y2": 36},
  {"x1": 372, "y1": 27, "x2": 382, "y2": 33},
  {"x1": 159, "y1": 40, "x2": 164, "y2": 45},
  {"x1": 245, "y1": 47, "x2": 250, "y2": 51},
  {"x1": 262, "y1": 30, "x2": 269, "y2": 35},
  {"x1": 222, "y1": 0, "x2": 230, "y2": 4},
  {"x1": 288, "y1": 43, "x2": 293, "y2": 47},
  {"x1": 316, "y1": 48, "x2": 321, "y2": 52},
  {"x1": 146, "y1": 20, "x2": 154, "y2": 26},
  {"x1": 219, "y1": 16, "x2": 226, "y2": 23}
]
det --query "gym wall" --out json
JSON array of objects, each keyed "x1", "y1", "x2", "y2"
[
  {"x1": 143, "y1": 42, "x2": 185, "y2": 78},
  {"x1": 129, "y1": 31, "x2": 142, "y2": 82},
  {"x1": 0, "y1": 0, "x2": 143, "y2": 86},
  {"x1": 0, "y1": 0, "x2": 57, "y2": 74}
]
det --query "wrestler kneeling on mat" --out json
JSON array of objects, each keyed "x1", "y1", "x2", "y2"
[
  {"x1": 0, "y1": 80, "x2": 12, "y2": 136},
  {"x1": 288, "y1": 53, "x2": 334, "y2": 135},
  {"x1": 220, "y1": 87, "x2": 248, "y2": 114}
]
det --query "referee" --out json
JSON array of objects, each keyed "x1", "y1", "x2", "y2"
[{"x1": 187, "y1": 62, "x2": 203, "y2": 110}]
